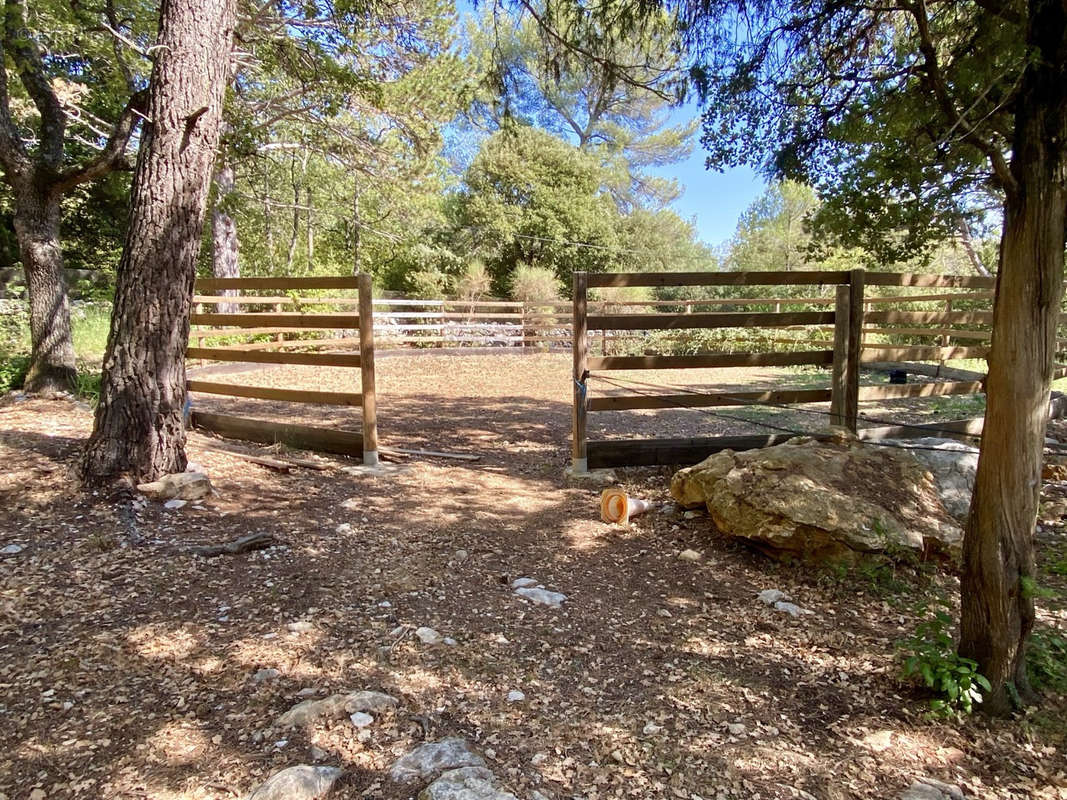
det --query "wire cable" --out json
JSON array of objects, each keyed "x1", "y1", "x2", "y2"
[
  {"x1": 591, "y1": 372, "x2": 982, "y2": 454},
  {"x1": 592, "y1": 371, "x2": 986, "y2": 444}
]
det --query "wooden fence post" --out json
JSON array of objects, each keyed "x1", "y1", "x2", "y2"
[
  {"x1": 845, "y1": 268, "x2": 866, "y2": 432},
  {"x1": 357, "y1": 272, "x2": 379, "y2": 466},
  {"x1": 829, "y1": 284, "x2": 850, "y2": 427},
  {"x1": 572, "y1": 272, "x2": 589, "y2": 472}
]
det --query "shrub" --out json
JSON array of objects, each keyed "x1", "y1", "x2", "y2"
[
  {"x1": 453, "y1": 261, "x2": 492, "y2": 304},
  {"x1": 510, "y1": 265, "x2": 562, "y2": 304},
  {"x1": 0, "y1": 353, "x2": 30, "y2": 393},
  {"x1": 900, "y1": 608, "x2": 991, "y2": 716}
]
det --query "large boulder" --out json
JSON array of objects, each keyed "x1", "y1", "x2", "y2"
[{"x1": 670, "y1": 436, "x2": 962, "y2": 563}]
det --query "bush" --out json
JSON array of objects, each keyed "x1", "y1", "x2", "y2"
[
  {"x1": 453, "y1": 261, "x2": 492, "y2": 304},
  {"x1": 900, "y1": 608, "x2": 991, "y2": 716},
  {"x1": 510, "y1": 265, "x2": 561, "y2": 304},
  {"x1": 1028, "y1": 628, "x2": 1067, "y2": 694},
  {"x1": 0, "y1": 353, "x2": 29, "y2": 393}
]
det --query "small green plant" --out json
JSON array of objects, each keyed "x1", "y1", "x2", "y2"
[
  {"x1": 1028, "y1": 628, "x2": 1067, "y2": 694},
  {"x1": 75, "y1": 369, "x2": 102, "y2": 407},
  {"x1": 0, "y1": 353, "x2": 30, "y2": 393},
  {"x1": 901, "y1": 609, "x2": 991, "y2": 716}
]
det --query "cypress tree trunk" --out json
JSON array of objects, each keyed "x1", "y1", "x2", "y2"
[
  {"x1": 82, "y1": 0, "x2": 237, "y2": 483},
  {"x1": 211, "y1": 163, "x2": 239, "y2": 313},
  {"x1": 959, "y1": 0, "x2": 1067, "y2": 714},
  {"x1": 12, "y1": 176, "x2": 77, "y2": 394}
]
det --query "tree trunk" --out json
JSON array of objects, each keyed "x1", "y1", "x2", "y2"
[
  {"x1": 82, "y1": 0, "x2": 236, "y2": 483},
  {"x1": 12, "y1": 178, "x2": 77, "y2": 394},
  {"x1": 959, "y1": 0, "x2": 1067, "y2": 714},
  {"x1": 211, "y1": 163, "x2": 239, "y2": 313}
]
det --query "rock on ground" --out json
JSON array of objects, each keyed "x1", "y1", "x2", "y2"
[
  {"x1": 418, "y1": 767, "x2": 519, "y2": 800},
  {"x1": 514, "y1": 587, "x2": 567, "y2": 607},
  {"x1": 898, "y1": 778, "x2": 967, "y2": 800},
  {"x1": 882, "y1": 438, "x2": 978, "y2": 523},
  {"x1": 390, "y1": 738, "x2": 487, "y2": 783},
  {"x1": 670, "y1": 437, "x2": 962, "y2": 563},
  {"x1": 277, "y1": 690, "x2": 397, "y2": 727},
  {"x1": 247, "y1": 765, "x2": 343, "y2": 800},
  {"x1": 136, "y1": 471, "x2": 212, "y2": 501}
]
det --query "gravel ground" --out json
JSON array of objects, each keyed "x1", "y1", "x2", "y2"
[{"x1": 0, "y1": 352, "x2": 1063, "y2": 800}]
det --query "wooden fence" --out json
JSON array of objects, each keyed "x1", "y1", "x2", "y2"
[
  {"x1": 570, "y1": 269, "x2": 1056, "y2": 471},
  {"x1": 187, "y1": 274, "x2": 379, "y2": 465}
]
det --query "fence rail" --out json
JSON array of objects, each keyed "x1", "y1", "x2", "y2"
[
  {"x1": 570, "y1": 268, "x2": 1062, "y2": 471},
  {"x1": 187, "y1": 273, "x2": 378, "y2": 464}
]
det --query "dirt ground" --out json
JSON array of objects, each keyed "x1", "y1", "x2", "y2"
[{"x1": 1, "y1": 351, "x2": 1064, "y2": 800}]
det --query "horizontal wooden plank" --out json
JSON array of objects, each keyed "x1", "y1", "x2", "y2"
[
  {"x1": 586, "y1": 417, "x2": 988, "y2": 468},
  {"x1": 188, "y1": 380, "x2": 362, "y2": 406},
  {"x1": 192, "y1": 326, "x2": 318, "y2": 338},
  {"x1": 194, "y1": 295, "x2": 292, "y2": 304},
  {"x1": 586, "y1": 270, "x2": 851, "y2": 288},
  {"x1": 857, "y1": 381, "x2": 985, "y2": 400},
  {"x1": 588, "y1": 350, "x2": 835, "y2": 371},
  {"x1": 191, "y1": 313, "x2": 361, "y2": 329},
  {"x1": 587, "y1": 434, "x2": 805, "y2": 468},
  {"x1": 195, "y1": 276, "x2": 360, "y2": 290},
  {"x1": 186, "y1": 348, "x2": 361, "y2": 368},
  {"x1": 863, "y1": 291, "x2": 994, "y2": 304},
  {"x1": 587, "y1": 310, "x2": 836, "y2": 331},
  {"x1": 864, "y1": 310, "x2": 993, "y2": 325},
  {"x1": 865, "y1": 273, "x2": 995, "y2": 289},
  {"x1": 191, "y1": 411, "x2": 362, "y2": 456},
  {"x1": 588, "y1": 387, "x2": 832, "y2": 412},
  {"x1": 859, "y1": 345, "x2": 989, "y2": 362},
  {"x1": 862, "y1": 326, "x2": 991, "y2": 340}
]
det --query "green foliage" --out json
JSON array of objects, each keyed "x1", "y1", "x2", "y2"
[
  {"x1": 455, "y1": 125, "x2": 623, "y2": 292},
  {"x1": 0, "y1": 353, "x2": 29, "y2": 394},
  {"x1": 510, "y1": 265, "x2": 562, "y2": 303},
  {"x1": 453, "y1": 261, "x2": 492, "y2": 303},
  {"x1": 686, "y1": 2, "x2": 1019, "y2": 264},
  {"x1": 469, "y1": 7, "x2": 693, "y2": 211},
  {"x1": 1027, "y1": 629, "x2": 1067, "y2": 694},
  {"x1": 901, "y1": 609, "x2": 991, "y2": 716}
]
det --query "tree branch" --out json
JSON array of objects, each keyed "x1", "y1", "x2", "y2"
[
  {"x1": 907, "y1": 0, "x2": 1018, "y2": 198},
  {"x1": 53, "y1": 89, "x2": 147, "y2": 192},
  {"x1": 4, "y1": 0, "x2": 65, "y2": 168}
]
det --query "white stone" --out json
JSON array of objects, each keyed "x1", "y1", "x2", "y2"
[
  {"x1": 247, "y1": 765, "x2": 342, "y2": 800},
  {"x1": 336, "y1": 523, "x2": 353, "y2": 534},
  {"x1": 506, "y1": 690, "x2": 525, "y2": 702},
  {"x1": 898, "y1": 778, "x2": 967, "y2": 800},
  {"x1": 757, "y1": 589, "x2": 788, "y2": 605},
  {"x1": 510, "y1": 577, "x2": 539, "y2": 589},
  {"x1": 418, "y1": 767, "x2": 520, "y2": 800},
  {"x1": 773, "y1": 601, "x2": 813, "y2": 617},
  {"x1": 416, "y1": 626, "x2": 444, "y2": 645},
  {"x1": 390, "y1": 737, "x2": 486, "y2": 783},
  {"x1": 277, "y1": 690, "x2": 398, "y2": 727},
  {"x1": 288, "y1": 620, "x2": 315, "y2": 633},
  {"x1": 443, "y1": 637, "x2": 458, "y2": 646},
  {"x1": 1, "y1": 544, "x2": 23, "y2": 555},
  {"x1": 254, "y1": 668, "x2": 281, "y2": 682},
  {"x1": 514, "y1": 587, "x2": 567, "y2": 607},
  {"x1": 163, "y1": 498, "x2": 187, "y2": 510},
  {"x1": 642, "y1": 722, "x2": 663, "y2": 735},
  {"x1": 727, "y1": 722, "x2": 746, "y2": 736},
  {"x1": 678, "y1": 549, "x2": 702, "y2": 561},
  {"x1": 350, "y1": 711, "x2": 374, "y2": 728},
  {"x1": 137, "y1": 471, "x2": 212, "y2": 501}
]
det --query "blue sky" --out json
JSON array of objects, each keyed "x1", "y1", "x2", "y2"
[{"x1": 645, "y1": 105, "x2": 767, "y2": 250}]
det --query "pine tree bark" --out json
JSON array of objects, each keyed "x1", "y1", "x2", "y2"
[
  {"x1": 82, "y1": 0, "x2": 236, "y2": 483},
  {"x1": 12, "y1": 175, "x2": 76, "y2": 393},
  {"x1": 959, "y1": 0, "x2": 1067, "y2": 714},
  {"x1": 211, "y1": 163, "x2": 239, "y2": 313}
]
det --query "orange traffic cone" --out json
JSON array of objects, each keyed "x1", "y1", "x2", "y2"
[{"x1": 600, "y1": 488, "x2": 652, "y2": 525}]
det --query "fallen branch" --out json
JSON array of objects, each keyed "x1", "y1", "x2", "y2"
[
  {"x1": 191, "y1": 532, "x2": 277, "y2": 557},
  {"x1": 379, "y1": 446, "x2": 480, "y2": 462}
]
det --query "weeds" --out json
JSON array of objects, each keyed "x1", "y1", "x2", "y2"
[{"x1": 900, "y1": 607, "x2": 990, "y2": 716}]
